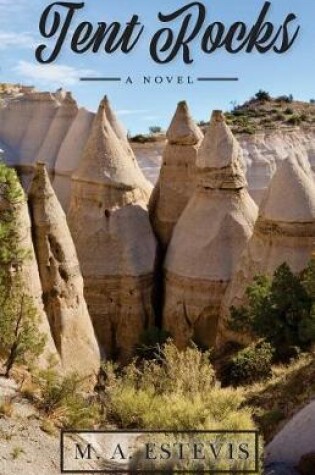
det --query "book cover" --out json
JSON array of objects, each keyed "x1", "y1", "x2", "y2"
[{"x1": 0, "y1": 1, "x2": 314, "y2": 474}]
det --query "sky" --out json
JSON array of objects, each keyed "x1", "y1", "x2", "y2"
[{"x1": 0, "y1": 0, "x2": 314, "y2": 134}]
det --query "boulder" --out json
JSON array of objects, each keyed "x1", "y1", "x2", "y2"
[
  {"x1": 217, "y1": 153, "x2": 315, "y2": 346},
  {"x1": 163, "y1": 111, "x2": 258, "y2": 349},
  {"x1": 150, "y1": 101, "x2": 203, "y2": 248},
  {"x1": 266, "y1": 400, "x2": 315, "y2": 467},
  {"x1": 68, "y1": 97, "x2": 156, "y2": 362},
  {"x1": 29, "y1": 162, "x2": 100, "y2": 378}
]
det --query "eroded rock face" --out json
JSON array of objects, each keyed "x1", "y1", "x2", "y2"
[
  {"x1": 163, "y1": 111, "x2": 258, "y2": 349},
  {"x1": 68, "y1": 97, "x2": 156, "y2": 362},
  {"x1": 217, "y1": 153, "x2": 315, "y2": 346},
  {"x1": 150, "y1": 101, "x2": 203, "y2": 248},
  {"x1": 54, "y1": 108, "x2": 94, "y2": 211},
  {"x1": 0, "y1": 171, "x2": 59, "y2": 367},
  {"x1": 29, "y1": 163, "x2": 100, "y2": 377}
]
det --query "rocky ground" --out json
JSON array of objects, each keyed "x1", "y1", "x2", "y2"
[{"x1": 0, "y1": 377, "x2": 63, "y2": 475}]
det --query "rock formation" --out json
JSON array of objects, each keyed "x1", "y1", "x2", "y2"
[
  {"x1": 67, "y1": 97, "x2": 156, "y2": 361},
  {"x1": 217, "y1": 153, "x2": 315, "y2": 346},
  {"x1": 0, "y1": 168, "x2": 59, "y2": 366},
  {"x1": 150, "y1": 101, "x2": 203, "y2": 248},
  {"x1": 266, "y1": 400, "x2": 315, "y2": 467},
  {"x1": 104, "y1": 95, "x2": 153, "y2": 201},
  {"x1": 35, "y1": 92, "x2": 78, "y2": 172},
  {"x1": 29, "y1": 162, "x2": 100, "y2": 377},
  {"x1": 54, "y1": 108, "x2": 94, "y2": 211},
  {"x1": 163, "y1": 111, "x2": 258, "y2": 349}
]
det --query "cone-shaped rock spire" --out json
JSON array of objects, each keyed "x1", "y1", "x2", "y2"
[
  {"x1": 68, "y1": 98, "x2": 157, "y2": 362},
  {"x1": 163, "y1": 112, "x2": 258, "y2": 349},
  {"x1": 197, "y1": 110, "x2": 246, "y2": 189},
  {"x1": 217, "y1": 153, "x2": 315, "y2": 347},
  {"x1": 29, "y1": 163, "x2": 100, "y2": 378},
  {"x1": 150, "y1": 101, "x2": 203, "y2": 248},
  {"x1": 167, "y1": 101, "x2": 203, "y2": 145}
]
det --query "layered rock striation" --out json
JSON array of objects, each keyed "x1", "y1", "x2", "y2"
[
  {"x1": 150, "y1": 101, "x2": 203, "y2": 248},
  {"x1": 163, "y1": 111, "x2": 258, "y2": 349},
  {"x1": 29, "y1": 163, "x2": 100, "y2": 377},
  {"x1": 217, "y1": 153, "x2": 315, "y2": 346},
  {"x1": 68, "y1": 97, "x2": 156, "y2": 361}
]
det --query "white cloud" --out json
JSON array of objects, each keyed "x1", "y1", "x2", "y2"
[
  {"x1": 118, "y1": 109, "x2": 149, "y2": 116},
  {"x1": 13, "y1": 60, "x2": 96, "y2": 87},
  {"x1": 0, "y1": 32, "x2": 35, "y2": 50}
]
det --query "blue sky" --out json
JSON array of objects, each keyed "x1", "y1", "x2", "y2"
[{"x1": 0, "y1": 0, "x2": 314, "y2": 133}]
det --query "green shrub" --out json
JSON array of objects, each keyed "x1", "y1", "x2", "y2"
[
  {"x1": 229, "y1": 263, "x2": 315, "y2": 360},
  {"x1": 136, "y1": 327, "x2": 171, "y2": 360},
  {"x1": 224, "y1": 343, "x2": 274, "y2": 386},
  {"x1": 130, "y1": 134, "x2": 157, "y2": 144},
  {"x1": 104, "y1": 342, "x2": 255, "y2": 431},
  {"x1": 286, "y1": 115, "x2": 302, "y2": 126},
  {"x1": 255, "y1": 90, "x2": 271, "y2": 102},
  {"x1": 284, "y1": 107, "x2": 294, "y2": 115},
  {"x1": 34, "y1": 370, "x2": 100, "y2": 429}
]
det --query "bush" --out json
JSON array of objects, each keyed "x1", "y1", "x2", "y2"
[
  {"x1": 224, "y1": 343, "x2": 274, "y2": 386},
  {"x1": 255, "y1": 90, "x2": 271, "y2": 102},
  {"x1": 276, "y1": 95, "x2": 294, "y2": 103},
  {"x1": 136, "y1": 327, "x2": 171, "y2": 360},
  {"x1": 229, "y1": 263, "x2": 315, "y2": 360},
  {"x1": 33, "y1": 369, "x2": 100, "y2": 429},
  {"x1": 286, "y1": 115, "x2": 302, "y2": 126},
  {"x1": 130, "y1": 134, "x2": 157, "y2": 144},
  {"x1": 104, "y1": 342, "x2": 255, "y2": 431},
  {"x1": 149, "y1": 126, "x2": 162, "y2": 134}
]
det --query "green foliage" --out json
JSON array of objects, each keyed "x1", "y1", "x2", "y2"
[
  {"x1": 255, "y1": 90, "x2": 271, "y2": 102},
  {"x1": 286, "y1": 114, "x2": 302, "y2": 126},
  {"x1": 229, "y1": 263, "x2": 315, "y2": 360},
  {"x1": 130, "y1": 134, "x2": 158, "y2": 144},
  {"x1": 136, "y1": 327, "x2": 171, "y2": 360},
  {"x1": 0, "y1": 163, "x2": 45, "y2": 377},
  {"x1": 224, "y1": 343, "x2": 274, "y2": 386},
  {"x1": 34, "y1": 369, "x2": 100, "y2": 429},
  {"x1": 104, "y1": 342, "x2": 255, "y2": 432},
  {"x1": 149, "y1": 125, "x2": 162, "y2": 134}
]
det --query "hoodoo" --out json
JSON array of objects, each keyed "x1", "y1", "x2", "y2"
[
  {"x1": 54, "y1": 107, "x2": 94, "y2": 211},
  {"x1": 35, "y1": 91, "x2": 78, "y2": 172},
  {"x1": 150, "y1": 101, "x2": 203, "y2": 248},
  {"x1": 0, "y1": 168, "x2": 59, "y2": 366},
  {"x1": 218, "y1": 153, "x2": 315, "y2": 346},
  {"x1": 104, "y1": 95, "x2": 153, "y2": 201},
  {"x1": 163, "y1": 110, "x2": 258, "y2": 349},
  {"x1": 68, "y1": 97, "x2": 156, "y2": 362},
  {"x1": 29, "y1": 163, "x2": 100, "y2": 377}
]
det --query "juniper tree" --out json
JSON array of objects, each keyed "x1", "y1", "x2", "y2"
[{"x1": 0, "y1": 163, "x2": 45, "y2": 378}]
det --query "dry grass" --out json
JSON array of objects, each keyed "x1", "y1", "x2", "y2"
[
  {"x1": 244, "y1": 353, "x2": 315, "y2": 442},
  {"x1": 0, "y1": 397, "x2": 14, "y2": 418}
]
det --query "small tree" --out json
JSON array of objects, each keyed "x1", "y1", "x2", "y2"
[
  {"x1": 255, "y1": 90, "x2": 271, "y2": 102},
  {"x1": 0, "y1": 163, "x2": 46, "y2": 377},
  {"x1": 229, "y1": 263, "x2": 314, "y2": 360},
  {"x1": 149, "y1": 126, "x2": 162, "y2": 135}
]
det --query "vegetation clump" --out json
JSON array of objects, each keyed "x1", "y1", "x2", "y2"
[
  {"x1": 0, "y1": 164, "x2": 46, "y2": 377},
  {"x1": 229, "y1": 262, "x2": 315, "y2": 361}
]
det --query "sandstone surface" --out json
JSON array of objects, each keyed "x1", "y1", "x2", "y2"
[
  {"x1": 29, "y1": 163, "x2": 100, "y2": 377},
  {"x1": 163, "y1": 111, "x2": 258, "y2": 349},
  {"x1": 217, "y1": 153, "x2": 315, "y2": 346},
  {"x1": 68, "y1": 97, "x2": 156, "y2": 361},
  {"x1": 150, "y1": 101, "x2": 203, "y2": 248}
]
